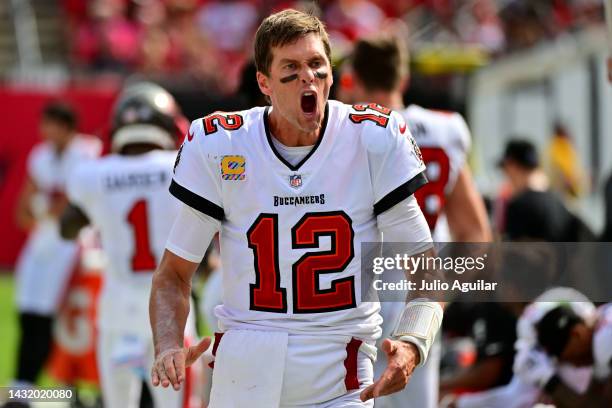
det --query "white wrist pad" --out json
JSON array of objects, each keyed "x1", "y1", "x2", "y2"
[{"x1": 391, "y1": 300, "x2": 443, "y2": 367}]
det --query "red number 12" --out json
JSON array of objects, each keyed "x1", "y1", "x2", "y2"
[{"x1": 247, "y1": 211, "x2": 355, "y2": 314}]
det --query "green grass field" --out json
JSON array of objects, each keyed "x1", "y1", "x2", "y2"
[
  {"x1": 0, "y1": 273, "x2": 18, "y2": 386},
  {"x1": 0, "y1": 273, "x2": 58, "y2": 389}
]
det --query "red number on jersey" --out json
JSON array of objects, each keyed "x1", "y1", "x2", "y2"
[
  {"x1": 247, "y1": 211, "x2": 355, "y2": 314},
  {"x1": 414, "y1": 147, "x2": 450, "y2": 230},
  {"x1": 292, "y1": 212, "x2": 355, "y2": 313},
  {"x1": 203, "y1": 112, "x2": 244, "y2": 135},
  {"x1": 247, "y1": 214, "x2": 287, "y2": 312},
  {"x1": 353, "y1": 103, "x2": 392, "y2": 115},
  {"x1": 349, "y1": 103, "x2": 391, "y2": 128},
  {"x1": 126, "y1": 200, "x2": 156, "y2": 272}
]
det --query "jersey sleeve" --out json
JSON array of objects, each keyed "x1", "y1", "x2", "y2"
[
  {"x1": 66, "y1": 161, "x2": 99, "y2": 212},
  {"x1": 26, "y1": 145, "x2": 45, "y2": 184},
  {"x1": 169, "y1": 119, "x2": 224, "y2": 221},
  {"x1": 367, "y1": 110, "x2": 427, "y2": 216}
]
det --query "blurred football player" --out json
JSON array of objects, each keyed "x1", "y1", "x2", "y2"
[
  {"x1": 513, "y1": 300, "x2": 612, "y2": 407},
  {"x1": 343, "y1": 35, "x2": 490, "y2": 243},
  {"x1": 13, "y1": 102, "x2": 101, "y2": 388},
  {"x1": 61, "y1": 83, "x2": 198, "y2": 408},
  {"x1": 447, "y1": 288, "x2": 596, "y2": 408},
  {"x1": 150, "y1": 9, "x2": 443, "y2": 407},
  {"x1": 342, "y1": 35, "x2": 491, "y2": 408}
]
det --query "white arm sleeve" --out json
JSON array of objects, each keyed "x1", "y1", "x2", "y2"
[
  {"x1": 377, "y1": 195, "x2": 433, "y2": 254},
  {"x1": 165, "y1": 204, "x2": 221, "y2": 263}
]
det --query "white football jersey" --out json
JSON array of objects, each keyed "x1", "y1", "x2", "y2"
[
  {"x1": 593, "y1": 303, "x2": 612, "y2": 380},
  {"x1": 170, "y1": 100, "x2": 426, "y2": 342},
  {"x1": 67, "y1": 150, "x2": 181, "y2": 333},
  {"x1": 401, "y1": 105, "x2": 471, "y2": 238}
]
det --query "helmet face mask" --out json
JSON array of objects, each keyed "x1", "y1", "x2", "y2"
[{"x1": 111, "y1": 82, "x2": 184, "y2": 153}]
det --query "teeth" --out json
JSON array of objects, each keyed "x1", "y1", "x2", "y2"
[{"x1": 303, "y1": 92, "x2": 314, "y2": 96}]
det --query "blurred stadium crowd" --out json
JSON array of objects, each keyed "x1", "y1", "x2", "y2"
[{"x1": 61, "y1": 0, "x2": 606, "y2": 93}]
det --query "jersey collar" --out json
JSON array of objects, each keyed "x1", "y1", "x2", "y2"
[{"x1": 263, "y1": 103, "x2": 329, "y2": 172}]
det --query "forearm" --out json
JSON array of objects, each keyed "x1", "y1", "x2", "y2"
[
  {"x1": 150, "y1": 256, "x2": 193, "y2": 354},
  {"x1": 377, "y1": 198, "x2": 445, "y2": 367},
  {"x1": 446, "y1": 166, "x2": 492, "y2": 242},
  {"x1": 150, "y1": 205, "x2": 219, "y2": 354},
  {"x1": 15, "y1": 185, "x2": 36, "y2": 231},
  {"x1": 15, "y1": 205, "x2": 35, "y2": 231}
]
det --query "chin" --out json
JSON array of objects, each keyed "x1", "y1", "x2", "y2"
[{"x1": 299, "y1": 115, "x2": 321, "y2": 132}]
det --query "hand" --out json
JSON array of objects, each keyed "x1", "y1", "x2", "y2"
[
  {"x1": 360, "y1": 339, "x2": 420, "y2": 401},
  {"x1": 151, "y1": 337, "x2": 211, "y2": 390},
  {"x1": 513, "y1": 347, "x2": 556, "y2": 388}
]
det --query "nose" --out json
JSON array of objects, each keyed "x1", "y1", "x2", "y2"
[{"x1": 300, "y1": 66, "x2": 315, "y2": 83}]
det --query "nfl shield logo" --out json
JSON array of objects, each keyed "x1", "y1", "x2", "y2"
[{"x1": 289, "y1": 174, "x2": 302, "y2": 189}]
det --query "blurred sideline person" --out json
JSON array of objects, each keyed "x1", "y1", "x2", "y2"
[
  {"x1": 446, "y1": 287, "x2": 596, "y2": 408},
  {"x1": 341, "y1": 35, "x2": 491, "y2": 408},
  {"x1": 60, "y1": 83, "x2": 198, "y2": 408},
  {"x1": 546, "y1": 122, "x2": 587, "y2": 200},
  {"x1": 150, "y1": 9, "x2": 443, "y2": 407},
  {"x1": 498, "y1": 139, "x2": 595, "y2": 242},
  {"x1": 513, "y1": 301, "x2": 612, "y2": 407},
  {"x1": 13, "y1": 102, "x2": 101, "y2": 388}
]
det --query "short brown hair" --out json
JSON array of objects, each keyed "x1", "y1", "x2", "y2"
[
  {"x1": 351, "y1": 36, "x2": 407, "y2": 92},
  {"x1": 254, "y1": 9, "x2": 331, "y2": 76}
]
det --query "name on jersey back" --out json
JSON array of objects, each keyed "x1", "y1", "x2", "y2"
[{"x1": 104, "y1": 171, "x2": 168, "y2": 191}]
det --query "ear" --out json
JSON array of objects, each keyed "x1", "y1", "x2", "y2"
[{"x1": 256, "y1": 71, "x2": 272, "y2": 98}]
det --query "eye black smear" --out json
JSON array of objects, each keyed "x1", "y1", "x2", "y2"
[
  {"x1": 314, "y1": 70, "x2": 328, "y2": 79},
  {"x1": 280, "y1": 74, "x2": 298, "y2": 83}
]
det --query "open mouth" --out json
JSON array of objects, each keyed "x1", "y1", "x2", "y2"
[{"x1": 301, "y1": 92, "x2": 317, "y2": 115}]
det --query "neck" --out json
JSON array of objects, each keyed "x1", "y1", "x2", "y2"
[
  {"x1": 513, "y1": 169, "x2": 549, "y2": 193},
  {"x1": 54, "y1": 134, "x2": 74, "y2": 154},
  {"x1": 268, "y1": 107, "x2": 322, "y2": 147},
  {"x1": 526, "y1": 170, "x2": 549, "y2": 191},
  {"x1": 362, "y1": 90, "x2": 404, "y2": 111}
]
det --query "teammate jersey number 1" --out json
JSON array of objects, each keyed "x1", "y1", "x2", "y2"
[
  {"x1": 247, "y1": 211, "x2": 356, "y2": 314},
  {"x1": 126, "y1": 199, "x2": 157, "y2": 272}
]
